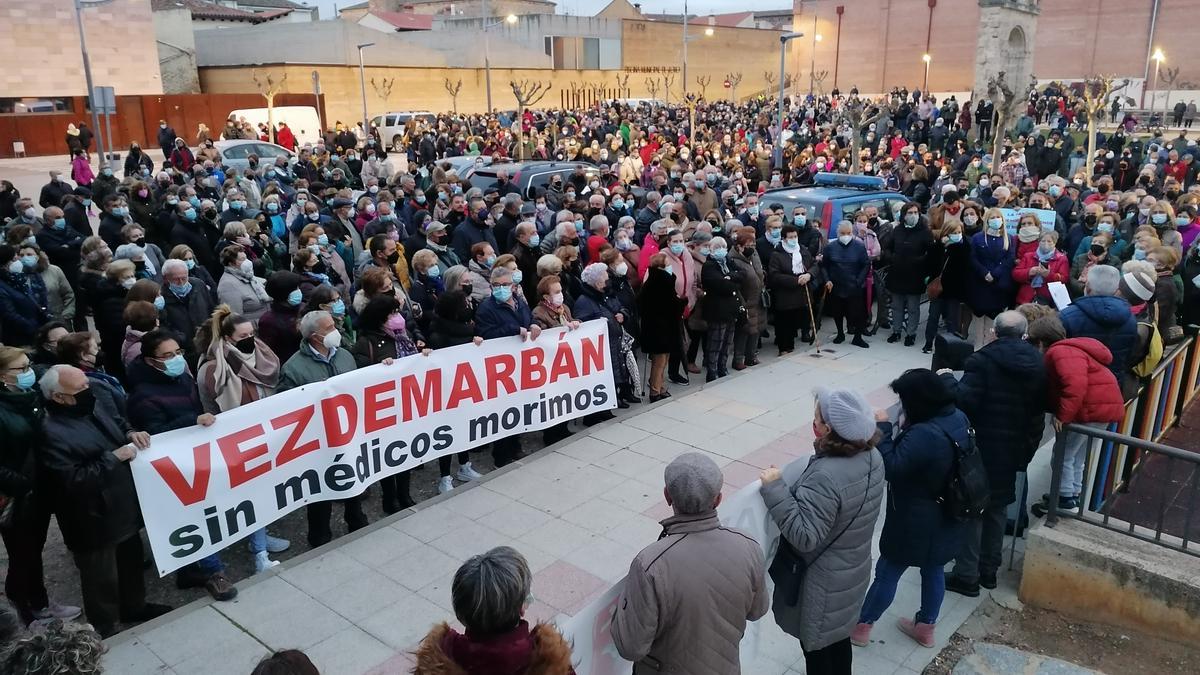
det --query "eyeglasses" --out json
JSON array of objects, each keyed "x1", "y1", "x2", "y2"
[{"x1": 154, "y1": 349, "x2": 184, "y2": 360}]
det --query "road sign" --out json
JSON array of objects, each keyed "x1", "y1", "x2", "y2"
[
  {"x1": 723, "y1": 79, "x2": 731, "y2": 89},
  {"x1": 93, "y1": 86, "x2": 115, "y2": 114}
]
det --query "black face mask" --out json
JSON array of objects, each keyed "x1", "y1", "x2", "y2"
[
  {"x1": 461, "y1": 283, "x2": 473, "y2": 296},
  {"x1": 203, "y1": 209, "x2": 217, "y2": 219},
  {"x1": 386, "y1": 251, "x2": 400, "y2": 265},
  {"x1": 1084, "y1": 214, "x2": 1098, "y2": 226},
  {"x1": 944, "y1": 191, "x2": 959, "y2": 203},
  {"x1": 61, "y1": 388, "x2": 95, "y2": 416},
  {"x1": 233, "y1": 336, "x2": 256, "y2": 354},
  {"x1": 1090, "y1": 244, "x2": 1106, "y2": 257}
]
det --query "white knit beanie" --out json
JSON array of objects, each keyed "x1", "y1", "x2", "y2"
[{"x1": 815, "y1": 387, "x2": 877, "y2": 443}]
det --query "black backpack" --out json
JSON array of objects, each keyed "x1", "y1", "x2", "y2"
[{"x1": 936, "y1": 426, "x2": 990, "y2": 521}]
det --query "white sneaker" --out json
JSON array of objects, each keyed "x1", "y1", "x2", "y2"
[
  {"x1": 265, "y1": 534, "x2": 290, "y2": 553},
  {"x1": 254, "y1": 551, "x2": 280, "y2": 574},
  {"x1": 456, "y1": 463, "x2": 484, "y2": 481},
  {"x1": 31, "y1": 602, "x2": 81, "y2": 621},
  {"x1": 438, "y1": 476, "x2": 454, "y2": 494}
]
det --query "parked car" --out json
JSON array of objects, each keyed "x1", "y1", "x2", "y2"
[
  {"x1": 227, "y1": 106, "x2": 322, "y2": 147},
  {"x1": 758, "y1": 173, "x2": 907, "y2": 237},
  {"x1": 371, "y1": 111, "x2": 436, "y2": 151},
  {"x1": 213, "y1": 139, "x2": 295, "y2": 172},
  {"x1": 467, "y1": 161, "x2": 602, "y2": 200}
]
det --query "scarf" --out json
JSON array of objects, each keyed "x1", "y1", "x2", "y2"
[
  {"x1": 789, "y1": 247, "x2": 806, "y2": 275},
  {"x1": 203, "y1": 338, "x2": 280, "y2": 413},
  {"x1": 390, "y1": 328, "x2": 418, "y2": 358},
  {"x1": 539, "y1": 298, "x2": 568, "y2": 326},
  {"x1": 1031, "y1": 248, "x2": 1056, "y2": 288}
]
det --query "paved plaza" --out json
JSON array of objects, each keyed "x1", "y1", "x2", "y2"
[{"x1": 100, "y1": 332, "x2": 1044, "y2": 675}]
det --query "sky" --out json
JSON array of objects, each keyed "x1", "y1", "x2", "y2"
[{"x1": 308, "y1": 0, "x2": 790, "y2": 20}]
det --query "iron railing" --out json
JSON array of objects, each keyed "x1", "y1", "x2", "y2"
[{"x1": 1045, "y1": 336, "x2": 1200, "y2": 558}]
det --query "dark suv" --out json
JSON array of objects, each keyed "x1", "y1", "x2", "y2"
[
  {"x1": 468, "y1": 161, "x2": 601, "y2": 200},
  {"x1": 759, "y1": 173, "x2": 909, "y2": 238}
]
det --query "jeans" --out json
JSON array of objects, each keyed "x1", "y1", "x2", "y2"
[
  {"x1": 923, "y1": 297, "x2": 961, "y2": 344},
  {"x1": 802, "y1": 637, "x2": 852, "y2": 675},
  {"x1": 1061, "y1": 422, "x2": 1106, "y2": 498},
  {"x1": 951, "y1": 495, "x2": 1009, "y2": 583},
  {"x1": 247, "y1": 528, "x2": 269, "y2": 555},
  {"x1": 859, "y1": 556, "x2": 946, "y2": 625},
  {"x1": 890, "y1": 293, "x2": 921, "y2": 338}
]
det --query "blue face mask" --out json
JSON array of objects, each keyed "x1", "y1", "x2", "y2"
[
  {"x1": 438, "y1": 192, "x2": 447, "y2": 201},
  {"x1": 427, "y1": 265, "x2": 441, "y2": 278},
  {"x1": 662, "y1": 265, "x2": 675, "y2": 276},
  {"x1": 613, "y1": 199, "x2": 625, "y2": 210},
  {"x1": 189, "y1": 196, "x2": 202, "y2": 208},
  {"x1": 184, "y1": 208, "x2": 197, "y2": 221},
  {"x1": 486, "y1": 255, "x2": 497, "y2": 267},
  {"x1": 317, "y1": 234, "x2": 329, "y2": 246},
  {"x1": 766, "y1": 229, "x2": 781, "y2": 243},
  {"x1": 669, "y1": 243, "x2": 685, "y2": 255},
  {"x1": 113, "y1": 206, "x2": 128, "y2": 217},
  {"x1": 330, "y1": 298, "x2": 346, "y2": 316},
  {"x1": 83, "y1": 199, "x2": 93, "y2": 207},
  {"x1": 492, "y1": 285, "x2": 513, "y2": 302},
  {"x1": 230, "y1": 201, "x2": 245, "y2": 210},
  {"x1": 748, "y1": 205, "x2": 759, "y2": 217},
  {"x1": 154, "y1": 295, "x2": 165, "y2": 310},
  {"x1": 1151, "y1": 213, "x2": 1168, "y2": 225},
  {"x1": 287, "y1": 288, "x2": 303, "y2": 306},
  {"x1": 416, "y1": 194, "x2": 427, "y2": 204},
  {"x1": 711, "y1": 248, "x2": 728, "y2": 260},
  {"x1": 169, "y1": 281, "x2": 192, "y2": 297},
  {"x1": 162, "y1": 354, "x2": 186, "y2": 378},
  {"x1": 529, "y1": 234, "x2": 541, "y2": 247},
  {"x1": 948, "y1": 233, "x2": 963, "y2": 244},
  {"x1": 512, "y1": 270, "x2": 524, "y2": 284},
  {"x1": 793, "y1": 214, "x2": 807, "y2": 227},
  {"x1": 52, "y1": 217, "x2": 66, "y2": 230},
  {"x1": 14, "y1": 368, "x2": 35, "y2": 391},
  {"x1": 20, "y1": 255, "x2": 37, "y2": 269},
  {"x1": 267, "y1": 203, "x2": 279, "y2": 212},
  {"x1": 574, "y1": 220, "x2": 585, "y2": 232},
  {"x1": 185, "y1": 258, "x2": 196, "y2": 270}
]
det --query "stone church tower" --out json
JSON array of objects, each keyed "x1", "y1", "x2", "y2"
[{"x1": 972, "y1": 0, "x2": 1039, "y2": 102}]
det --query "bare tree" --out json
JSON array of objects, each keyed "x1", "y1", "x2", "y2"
[
  {"x1": 443, "y1": 78, "x2": 463, "y2": 113},
  {"x1": 615, "y1": 73, "x2": 630, "y2": 98},
  {"x1": 251, "y1": 70, "x2": 288, "y2": 144},
  {"x1": 726, "y1": 72, "x2": 743, "y2": 102},
  {"x1": 662, "y1": 74, "x2": 676, "y2": 104},
  {"x1": 371, "y1": 77, "x2": 395, "y2": 109},
  {"x1": 986, "y1": 71, "x2": 1037, "y2": 167},
  {"x1": 589, "y1": 82, "x2": 607, "y2": 107},
  {"x1": 510, "y1": 80, "x2": 551, "y2": 160},
  {"x1": 1081, "y1": 76, "x2": 1129, "y2": 177},
  {"x1": 645, "y1": 77, "x2": 661, "y2": 101},
  {"x1": 696, "y1": 75, "x2": 712, "y2": 99},
  {"x1": 837, "y1": 95, "x2": 898, "y2": 174},
  {"x1": 812, "y1": 70, "x2": 829, "y2": 97},
  {"x1": 764, "y1": 71, "x2": 777, "y2": 98},
  {"x1": 1162, "y1": 66, "x2": 1182, "y2": 125},
  {"x1": 783, "y1": 73, "x2": 795, "y2": 94}
]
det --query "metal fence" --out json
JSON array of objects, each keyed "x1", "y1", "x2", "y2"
[{"x1": 1045, "y1": 336, "x2": 1200, "y2": 557}]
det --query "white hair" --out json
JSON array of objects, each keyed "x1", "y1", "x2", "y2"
[
  {"x1": 581, "y1": 262, "x2": 608, "y2": 287},
  {"x1": 589, "y1": 215, "x2": 608, "y2": 233},
  {"x1": 1085, "y1": 264, "x2": 1120, "y2": 296},
  {"x1": 113, "y1": 244, "x2": 145, "y2": 261},
  {"x1": 161, "y1": 258, "x2": 188, "y2": 277},
  {"x1": 555, "y1": 221, "x2": 576, "y2": 238},
  {"x1": 299, "y1": 310, "x2": 331, "y2": 339},
  {"x1": 39, "y1": 365, "x2": 70, "y2": 398}
]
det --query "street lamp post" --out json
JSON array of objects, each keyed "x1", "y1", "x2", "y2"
[
  {"x1": 776, "y1": 32, "x2": 804, "y2": 170},
  {"x1": 74, "y1": 0, "x2": 110, "y2": 168},
  {"x1": 1150, "y1": 48, "x2": 1165, "y2": 123},
  {"x1": 481, "y1": 0, "x2": 519, "y2": 113},
  {"x1": 922, "y1": 53, "x2": 931, "y2": 92},
  {"x1": 681, "y1": 2, "x2": 713, "y2": 97},
  {"x1": 357, "y1": 42, "x2": 374, "y2": 143},
  {"x1": 808, "y1": 33, "x2": 822, "y2": 97}
]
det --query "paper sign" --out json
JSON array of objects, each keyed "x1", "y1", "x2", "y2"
[{"x1": 1048, "y1": 281, "x2": 1072, "y2": 309}]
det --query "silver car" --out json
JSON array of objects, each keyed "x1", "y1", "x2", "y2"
[{"x1": 213, "y1": 140, "x2": 295, "y2": 172}]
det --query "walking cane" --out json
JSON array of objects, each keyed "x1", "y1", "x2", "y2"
[{"x1": 804, "y1": 284, "x2": 822, "y2": 351}]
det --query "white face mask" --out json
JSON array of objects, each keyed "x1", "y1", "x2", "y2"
[
  {"x1": 838, "y1": 235, "x2": 853, "y2": 245},
  {"x1": 550, "y1": 292, "x2": 564, "y2": 307},
  {"x1": 321, "y1": 330, "x2": 341, "y2": 351},
  {"x1": 239, "y1": 259, "x2": 253, "y2": 275},
  {"x1": 614, "y1": 262, "x2": 628, "y2": 276}
]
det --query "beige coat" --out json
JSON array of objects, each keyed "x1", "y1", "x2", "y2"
[{"x1": 611, "y1": 511, "x2": 769, "y2": 675}]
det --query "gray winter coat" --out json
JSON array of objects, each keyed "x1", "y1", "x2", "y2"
[
  {"x1": 760, "y1": 448, "x2": 885, "y2": 651},
  {"x1": 611, "y1": 511, "x2": 769, "y2": 675}
]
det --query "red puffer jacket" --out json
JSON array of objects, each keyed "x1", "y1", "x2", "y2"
[{"x1": 1044, "y1": 337, "x2": 1125, "y2": 424}]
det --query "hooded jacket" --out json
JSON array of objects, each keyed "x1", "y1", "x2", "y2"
[
  {"x1": 1043, "y1": 338, "x2": 1125, "y2": 425},
  {"x1": 412, "y1": 621, "x2": 575, "y2": 675},
  {"x1": 1060, "y1": 295, "x2": 1138, "y2": 382},
  {"x1": 941, "y1": 337, "x2": 1047, "y2": 501}
]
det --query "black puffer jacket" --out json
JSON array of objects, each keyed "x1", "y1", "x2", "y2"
[
  {"x1": 941, "y1": 337, "x2": 1047, "y2": 502},
  {"x1": 883, "y1": 220, "x2": 934, "y2": 295},
  {"x1": 39, "y1": 383, "x2": 140, "y2": 552},
  {"x1": 0, "y1": 386, "x2": 41, "y2": 500},
  {"x1": 700, "y1": 257, "x2": 744, "y2": 323}
]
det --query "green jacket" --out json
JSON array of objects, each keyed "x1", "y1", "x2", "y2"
[{"x1": 277, "y1": 343, "x2": 357, "y2": 392}]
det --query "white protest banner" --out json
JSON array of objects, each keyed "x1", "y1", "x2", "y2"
[
  {"x1": 130, "y1": 321, "x2": 616, "y2": 576},
  {"x1": 1000, "y1": 207, "x2": 1057, "y2": 233},
  {"x1": 560, "y1": 479, "x2": 782, "y2": 674}
]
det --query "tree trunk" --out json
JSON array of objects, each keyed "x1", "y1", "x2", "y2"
[
  {"x1": 850, "y1": 132, "x2": 862, "y2": 174},
  {"x1": 516, "y1": 103, "x2": 525, "y2": 161},
  {"x1": 266, "y1": 95, "x2": 276, "y2": 144},
  {"x1": 1086, "y1": 114, "x2": 1098, "y2": 178},
  {"x1": 992, "y1": 110, "x2": 1007, "y2": 169}
]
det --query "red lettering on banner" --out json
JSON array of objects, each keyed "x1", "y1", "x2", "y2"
[
  {"x1": 549, "y1": 338, "x2": 580, "y2": 383},
  {"x1": 446, "y1": 361, "x2": 484, "y2": 409},
  {"x1": 217, "y1": 424, "x2": 271, "y2": 489},
  {"x1": 364, "y1": 381, "x2": 397, "y2": 432},
  {"x1": 483, "y1": 354, "x2": 518, "y2": 398},
  {"x1": 520, "y1": 346, "x2": 547, "y2": 390},
  {"x1": 271, "y1": 405, "x2": 320, "y2": 467},
  {"x1": 321, "y1": 395, "x2": 358, "y2": 447},
  {"x1": 579, "y1": 333, "x2": 606, "y2": 375},
  {"x1": 150, "y1": 443, "x2": 212, "y2": 506},
  {"x1": 400, "y1": 369, "x2": 442, "y2": 421}
]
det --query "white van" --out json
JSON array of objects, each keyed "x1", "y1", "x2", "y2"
[
  {"x1": 371, "y1": 111, "x2": 437, "y2": 152},
  {"x1": 226, "y1": 106, "x2": 323, "y2": 147}
]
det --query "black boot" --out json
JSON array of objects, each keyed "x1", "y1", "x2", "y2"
[
  {"x1": 922, "y1": 338, "x2": 933, "y2": 354},
  {"x1": 832, "y1": 332, "x2": 846, "y2": 344},
  {"x1": 851, "y1": 334, "x2": 869, "y2": 348}
]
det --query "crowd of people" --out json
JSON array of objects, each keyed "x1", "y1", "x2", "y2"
[{"x1": 0, "y1": 81, "x2": 1196, "y2": 671}]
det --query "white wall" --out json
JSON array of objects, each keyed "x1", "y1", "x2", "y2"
[{"x1": 154, "y1": 8, "x2": 200, "y2": 93}]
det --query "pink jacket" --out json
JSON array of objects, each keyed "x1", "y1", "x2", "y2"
[{"x1": 71, "y1": 156, "x2": 94, "y2": 186}]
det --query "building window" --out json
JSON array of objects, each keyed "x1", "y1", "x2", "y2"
[{"x1": 0, "y1": 97, "x2": 74, "y2": 114}]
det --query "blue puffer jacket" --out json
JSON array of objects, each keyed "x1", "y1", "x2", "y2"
[
  {"x1": 1060, "y1": 295, "x2": 1138, "y2": 381},
  {"x1": 875, "y1": 407, "x2": 970, "y2": 567},
  {"x1": 821, "y1": 237, "x2": 870, "y2": 298},
  {"x1": 0, "y1": 271, "x2": 50, "y2": 346}
]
